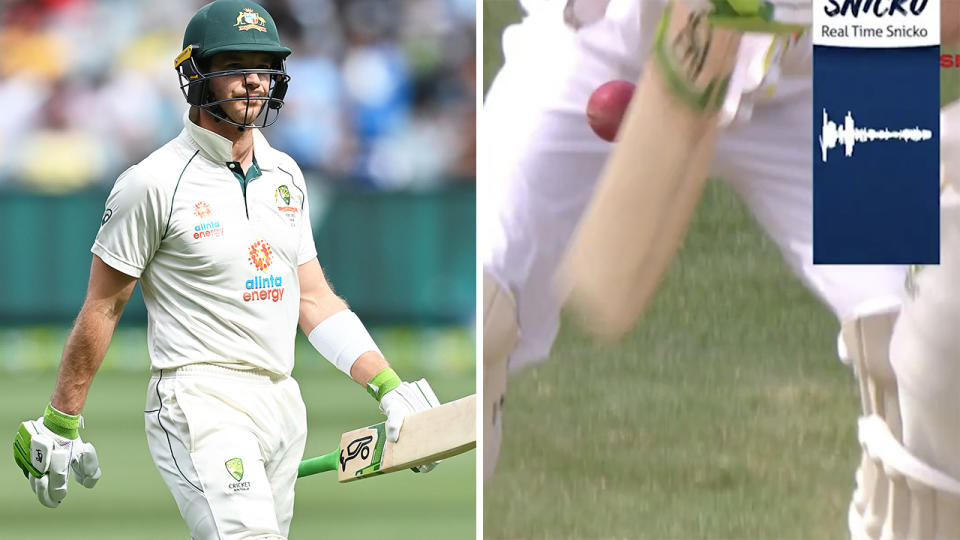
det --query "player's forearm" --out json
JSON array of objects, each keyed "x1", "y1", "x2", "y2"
[
  {"x1": 300, "y1": 294, "x2": 388, "y2": 383},
  {"x1": 297, "y1": 292, "x2": 349, "y2": 333},
  {"x1": 301, "y1": 292, "x2": 389, "y2": 385},
  {"x1": 350, "y1": 351, "x2": 390, "y2": 386},
  {"x1": 50, "y1": 300, "x2": 123, "y2": 415},
  {"x1": 297, "y1": 258, "x2": 391, "y2": 386},
  {"x1": 303, "y1": 302, "x2": 390, "y2": 384}
]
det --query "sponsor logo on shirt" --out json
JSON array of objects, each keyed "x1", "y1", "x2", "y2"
[
  {"x1": 194, "y1": 221, "x2": 224, "y2": 239},
  {"x1": 244, "y1": 274, "x2": 284, "y2": 302},
  {"x1": 244, "y1": 240, "x2": 284, "y2": 302},
  {"x1": 194, "y1": 201, "x2": 212, "y2": 218},
  {"x1": 248, "y1": 240, "x2": 273, "y2": 271},
  {"x1": 192, "y1": 201, "x2": 224, "y2": 239}
]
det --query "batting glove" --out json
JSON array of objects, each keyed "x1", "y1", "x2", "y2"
[
  {"x1": 370, "y1": 369, "x2": 442, "y2": 473},
  {"x1": 13, "y1": 404, "x2": 101, "y2": 508},
  {"x1": 691, "y1": 0, "x2": 810, "y2": 33}
]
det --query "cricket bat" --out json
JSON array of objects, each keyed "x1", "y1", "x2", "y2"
[
  {"x1": 297, "y1": 394, "x2": 475, "y2": 483},
  {"x1": 558, "y1": 1, "x2": 742, "y2": 340}
]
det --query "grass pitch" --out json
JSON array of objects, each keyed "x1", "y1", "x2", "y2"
[
  {"x1": 482, "y1": 3, "x2": 960, "y2": 538},
  {"x1": 484, "y1": 182, "x2": 855, "y2": 539},
  {"x1": 1, "y1": 335, "x2": 475, "y2": 539}
]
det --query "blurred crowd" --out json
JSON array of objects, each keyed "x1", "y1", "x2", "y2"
[{"x1": 0, "y1": 0, "x2": 476, "y2": 192}]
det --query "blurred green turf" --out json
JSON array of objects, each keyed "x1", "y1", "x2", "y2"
[
  {"x1": 482, "y1": 2, "x2": 960, "y2": 538},
  {"x1": 485, "y1": 182, "x2": 854, "y2": 539},
  {"x1": 1, "y1": 334, "x2": 475, "y2": 539}
]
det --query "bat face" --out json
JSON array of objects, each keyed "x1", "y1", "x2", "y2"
[
  {"x1": 557, "y1": 1, "x2": 741, "y2": 340},
  {"x1": 338, "y1": 422, "x2": 388, "y2": 481},
  {"x1": 331, "y1": 394, "x2": 476, "y2": 483}
]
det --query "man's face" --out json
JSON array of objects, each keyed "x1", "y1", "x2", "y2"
[{"x1": 206, "y1": 51, "x2": 275, "y2": 125}]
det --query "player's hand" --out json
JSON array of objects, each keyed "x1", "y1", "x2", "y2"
[
  {"x1": 691, "y1": 0, "x2": 809, "y2": 34},
  {"x1": 380, "y1": 379, "x2": 442, "y2": 473},
  {"x1": 13, "y1": 404, "x2": 102, "y2": 508}
]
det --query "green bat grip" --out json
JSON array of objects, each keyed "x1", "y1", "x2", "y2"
[{"x1": 298, "y1": 448, "x2": 339, "y2": 478}]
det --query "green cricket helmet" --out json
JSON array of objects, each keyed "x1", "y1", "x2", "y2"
[{"x1": 174, "y1": 0, "x2": 292, "y2": 128}]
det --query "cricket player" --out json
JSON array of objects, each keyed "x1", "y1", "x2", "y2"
[
  {"x1": 12, "y1": 1, "x2": 438, "y2": 538},
  {"x1": 483, "y1": 0, "x2": 960, "y2": 536},
  {"x1": 870, "y1": 99, "x2": 960, "y2": 539}
]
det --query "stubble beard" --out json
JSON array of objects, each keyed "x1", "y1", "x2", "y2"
[{"x1": 227, "y1": 99, "x2": 264, "y2": 126}]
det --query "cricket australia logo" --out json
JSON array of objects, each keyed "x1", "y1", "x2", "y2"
[
  {"x1": 234, "y1": 8, "x2": 267, "y2": 32},
  {"x1": 276, "y1": 185, "x2": 291, "y2": 205},
  {"x1": 225, "y1": 457, "x2": 244, "y2": 481},
  {"x1": 225, "y1": 457, "x2": 251, "y2": 492},
  {"x1": 274, "y1": 184, "x2": 299, "y2": 226},
  {"x1": 247, "y1": 239, "x2": 273, "y2": 271}
]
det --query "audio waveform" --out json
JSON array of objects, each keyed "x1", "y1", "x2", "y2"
[{"x1": 819, "y1": 109, "x2": 933, "y2": 163}]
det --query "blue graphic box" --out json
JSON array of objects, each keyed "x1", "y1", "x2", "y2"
[{"x1": 813, "y1": 45, "x2": 940, "y2": 264}]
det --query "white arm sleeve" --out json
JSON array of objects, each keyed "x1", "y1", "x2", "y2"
[{"x1": 307, "y1": 310, "x2": 382, "y2": 376}]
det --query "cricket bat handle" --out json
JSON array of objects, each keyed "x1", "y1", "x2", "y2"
[{"x1": 298, "y1": 448, "x2": 339, "y2": 478}]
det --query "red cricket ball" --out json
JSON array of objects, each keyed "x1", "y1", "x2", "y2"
[{"x1": 586, "y1": 80, "x2": 635, "y2": 143}]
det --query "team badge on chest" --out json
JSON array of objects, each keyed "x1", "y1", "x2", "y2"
[{"x1": 274, "y1": 184, "x2": 299, "y2": 226}]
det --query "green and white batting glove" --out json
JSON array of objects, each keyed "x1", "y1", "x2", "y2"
[
  {"x1": 13, "y1": 404, "x2": 102, "y2": 508},
  {"x1": 369, "y1": 368, "x2": 442, "y2": 473},
  {"x1": 692, "y1": 0, "x2": 809, "y2": 33}
]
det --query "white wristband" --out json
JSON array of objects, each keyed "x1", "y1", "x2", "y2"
[{"x1": 307, "y1": 310, "x2": 382, "y2": 376}]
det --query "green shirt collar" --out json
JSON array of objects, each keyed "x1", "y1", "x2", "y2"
[{"x1": 227, "y1": 156, "x2": 262, "y2": 185}]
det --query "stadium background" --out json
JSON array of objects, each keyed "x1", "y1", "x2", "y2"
[
  {"x1": 482, "y1": 1, "x2": 960, "y2": 538},
  {"x1": 0, "y1": 0, "x2": 475, "y2": 538}
]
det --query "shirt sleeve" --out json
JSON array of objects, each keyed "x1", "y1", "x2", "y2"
[
  {"x1": 295, "y1": 165, "x2": 318, "y2": 265},
  {"x1": 91, "y1": 165, "x2": 165, "y2": 278}
]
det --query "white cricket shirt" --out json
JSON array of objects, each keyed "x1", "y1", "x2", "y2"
[{"x1": 92, "y1": 112, "x2": 317, "y2": 375}]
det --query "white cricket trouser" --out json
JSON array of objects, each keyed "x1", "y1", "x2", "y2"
[
  {"x1": 843, "y1": 189, "x2": 960, "y2": 540},
  {"x1": 144, "y1": 365, "x2": 307, "y2": 540},
  {"x1": 482, "y1": 0, "x2": 906, "y2": 370},
  {"x1": 892, "y1": 187, "x2": 960, "y2": 482}
]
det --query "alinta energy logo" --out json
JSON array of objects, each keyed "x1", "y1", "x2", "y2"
[
  {"x1": 192, "y1": 201, "x2": 224, "y2": 240},
  {"x1": 247, "y1": 239, "x2": 273, "y2": 271},
  {"x1": 244, "y1": 240, "x2": 284, "y2": 303}
]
